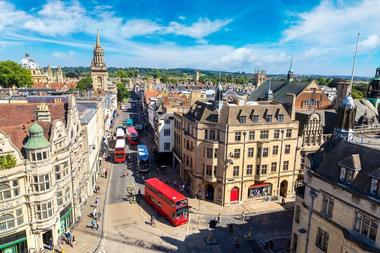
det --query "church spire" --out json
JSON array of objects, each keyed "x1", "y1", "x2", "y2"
[
  {"x1": 96, "y1": 29, "x2": 101, "y2": 48},
  {"x1": 215, "y1": 72, "x2": 223, "y2": 112}
]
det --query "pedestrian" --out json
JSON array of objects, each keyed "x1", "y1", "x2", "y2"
[
  {"x1": 105, "y1": 168, "x2": 108, "y2": 178},
  {"x1": 72, "y1": 235, "x2": 76, "y2": 246},
  {"x1": 241, "y1": 211, "x2": 246, "y2": 222},
  {"x1": 95, "y1": 197, "x2": 99, "y2": 207},
  {"x1": 49, "y1": 237, "x2": 53, "y2": 250},
  {"x1": 96, "y1": 219, "x2": 100, "y2": 230},
  {"x1": 92, "y1": 208, "x2": 97, "y2": 218},
  {"x1": 281, "y1": 197, "x2": 285, "y2": 206},
  {"x1": 138, "y1": 188, "x2": 141, "y2": 199},
  {"x1": 102, "y1": 168, "x2": 106, "y2": 177},
  {"x1": 216, "y1": 213, "x2": 221, "y2": 224},
  {"x1": 91, "y1": 218, "x2": 96, "y2": 230},
  {"x1": 60, "y1": 245, "x2": 64, "y2": 253}
]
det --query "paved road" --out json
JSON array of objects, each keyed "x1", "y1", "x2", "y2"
[{"x1": 102, "y1": 93, "x2": 294, "y2": 253}]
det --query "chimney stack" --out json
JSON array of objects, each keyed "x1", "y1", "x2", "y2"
[
  {"x1": 35, "y1": 103, "x2": 51, "y2": 122},
  {"x1": 285, "y1": 93, "x2": 296, "y2": 120}
]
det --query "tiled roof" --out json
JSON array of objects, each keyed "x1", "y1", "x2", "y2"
[
  {"x1": 249, "y1": 79, "x2": 310, "y2": 103},
  {"x1": 0, "y1": 103, "x2": 66, "y2": 150},
  {"x1": 309, "y1": 139, "x2": 380, "y2": 199}
]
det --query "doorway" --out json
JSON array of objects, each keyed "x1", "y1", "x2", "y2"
[
  {"x1": 205, "y1": 184, "x2": 214, "y2": 201},
  {"x1": 230, "y1": 187, "x2": 240, "y2": 202},
  {"x1": 280, "y1": 180, "x2": 288, "y2": 198}
]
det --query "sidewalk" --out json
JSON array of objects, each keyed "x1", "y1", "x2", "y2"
[
  {"x1": 62, "y1": 160, "x2": 112, "y2": 253},
  {"x1": 189, "y1": 197, "x2": 294, "y2": 217}
]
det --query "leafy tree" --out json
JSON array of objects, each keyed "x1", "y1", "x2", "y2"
[
  {"x1": 117, "y1": 83, "x2": 129, "y2": 102},
  {"x1": 0, "y1": 61, "x2": 33, "y2": 88},
  {"x1": 76, "y1": 77, "x2": 93, "y2": 91},
  {"x1": 0, "y1": 154, "x2": 17, "y2": 170},
  {"x1": 351, "y1": 86, "x2": 365, "y2": 99}
]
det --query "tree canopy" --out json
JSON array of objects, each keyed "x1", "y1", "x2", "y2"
[
  {"x1": 0, "y1": 61, "x2": 33, "y2": 88},
  {"x1": 117, "y1": 83, "x2": 129, "y2": 102},
  {"x1": 0, "y1": 154, "x2": 17, "y2": 170},
  {"x1": 76, "y1": 76, "x2": 93, "y2": 91}
]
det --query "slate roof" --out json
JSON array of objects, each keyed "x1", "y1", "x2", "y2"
[
  {"x1": 309, "y1": 139, "x2": 380, "y2": 200},
  {"x1": 185, "y1": 100, "x2": 293, "y2": 125},
  {"x1": 249, "y1": 79, "x2": 311, "y2": 103}
]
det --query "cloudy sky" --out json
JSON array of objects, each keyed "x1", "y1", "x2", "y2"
[{"x1": 1, "y1": 0, "x2": 380, "y2": 76}]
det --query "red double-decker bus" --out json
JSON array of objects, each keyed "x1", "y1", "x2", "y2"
[
  {"x1": 114, "y1": 139, "x2": 126, "y2": 163},
  {"x1": 144, "y1": 178, "x2": 189, "y2": 226},
  {"x1": 126, "y1": 126, "x2": 139, "y2": 145}
]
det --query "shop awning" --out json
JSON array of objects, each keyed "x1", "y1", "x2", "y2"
[{"x1": 249, "y1": 183, "x2": 271, "y2": 188}]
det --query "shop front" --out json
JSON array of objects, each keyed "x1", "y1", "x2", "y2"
[
  {"x1": 247, "y1": 183, "x2": 272, "y2": 199},
  {"x1": 59, "y1": 204, "x2": 73, "y2": 235},
  {"x1": 0, "y1": 231, "x2": 27, "y2": 253}
]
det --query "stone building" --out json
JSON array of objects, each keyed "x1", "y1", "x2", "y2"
[
  {"x1": 0, "y1": 96, "x2": 95, "y2": 252},
  {"x1": 368, "y1": 66, "x2": 380, "y2": 111},
  {"x1": 291, "y1": 94, "x2": 380, "y2": 253},
  {"x1": 90, "y1": 30, "x2": 115, "y2": 94},
  {"x1": 253, "y1": 69, "x2": 267, "y2": 87},
  {"x1": 173, "y1": 84, "x2": 300, "y2": 206},
  {"x1": 249, "y1": 67, "x2": 332, "y2": 111},
  {"x1": 19, "y1": 54, "x2": 73, "y2": 85}
]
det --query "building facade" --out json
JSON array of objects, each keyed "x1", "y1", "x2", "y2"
[
  {"x1": 173, "y1": 87, "x2": 300, "y2": 206},
  {"x1": 0, "y1": 95, "x2": 101, "y2": 252},
  {"x1": 291, "y1": 95, "x2": 380, "y2": 253}
]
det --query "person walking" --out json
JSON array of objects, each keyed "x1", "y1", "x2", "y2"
[
  {"x1": 241, "y1": 211, "x2": 246, "y2": 222},
  {"x1": 216, "y1": 213, "x2": 221, "y2": 224},
  {"x1": 102, "y1": 168, "x2": 106, "y2": 177},
  {"x1": 92, "y1": 208, "x2": 97, "y2": 219},
  {"x1": 105, "y1": 168, "x2": 108, "y2": 178},
  {"x1": 95, "y1": 197, "x2": 99, "y2": 207}
]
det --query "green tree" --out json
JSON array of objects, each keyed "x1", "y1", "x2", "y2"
[
  {"x1": 0, "y1": 154, "x2": 17, "y2": 170},
  {"x1": 117, "y1": 83, "x2": 129, "y2": 102},
  {"x1": 76, "y1": 77, "x2": 93, "y2": 91},
  {"x1": 351, "y1": 87, "x2": 365, "y2": 99},
  {"x1": 0, "y1": 61, "x2": 33, "y2": 88}
]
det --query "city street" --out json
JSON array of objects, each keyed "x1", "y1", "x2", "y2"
[{"x1": 97, "y1": 94, "x2": 294, "y2": 253}]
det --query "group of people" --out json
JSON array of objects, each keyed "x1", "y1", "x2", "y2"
[{"x1": 90, "y1": 202, "x2": 101, "y2": 230}]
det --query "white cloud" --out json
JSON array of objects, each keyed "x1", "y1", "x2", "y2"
[
  {"x1": 53, "y1": 50, "x2": 75, "y2": 59},
  {"x1": 360, "y1": 35, "x2": 380, "y2": 50},
  {"x1": 24, "y1": 0, "x2": 85, "y2": 36},
  {"x1": 121, "y1": 19, "x2": 163, "y2": 38},
  {"x1": 167, "y1": 18, "x2": 232, "y2": 39},
  {"x1": 0, "y1": 1, "x2": 30, "y2": 31},
  {"x1": 178, "y1": 16, "x2": 186, "y2": 20}
]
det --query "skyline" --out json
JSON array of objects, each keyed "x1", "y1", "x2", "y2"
[{"x1": 1, "y1": 0, "x2": 380, "y2": 76}]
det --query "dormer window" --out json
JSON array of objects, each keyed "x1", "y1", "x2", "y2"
[
  {"x1": 252, "y1": 115, "x2": 259, "y2": 123},
  {"x1": 339, "y1": 167, "x2": 354, "y2": 184},
  {"x1": 277, "y1": 114, "x2": 284, "y2": 122},
  {"x1": 239, "y1": 116, "x2": 246, "y2": 123},
  {"x1": 265, "y1": 115, "x2": 272, "y2": 122},
  {"x1": 370, "y1": 178, "x2": 379, "y2": 195}
]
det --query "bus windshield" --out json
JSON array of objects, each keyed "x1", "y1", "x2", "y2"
[
  {"x1": 176, "y1": 199, "x2": 188, "y2": 208},
  {"x1": 175, "y1": 207, "x2": 189, "y2": 219}
]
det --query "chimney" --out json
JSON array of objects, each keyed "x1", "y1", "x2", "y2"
[
  {"x1": 335, "y1": 80, "x2": 351, "y2": 111},
  {"x1": 285, "y1": 93, "x2": 296, "y2": 120},
  {"x1": 35, "y1": 103, "x2": 51, "y2": 122}
]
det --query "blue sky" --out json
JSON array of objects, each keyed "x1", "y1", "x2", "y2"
[{"x1": 1, "y1": 0, "x2": 380, "y2": 76}]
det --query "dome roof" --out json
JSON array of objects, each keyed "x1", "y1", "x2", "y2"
[
  {"x1": 341, "y1": 95, "x2": 355, "y2": 109},
  {"x1": 19, "y1": 53, "x2": 39, "y2": 70},
  {"x1": 24, "y1": 123, "x2": 50, "y2": 150}
]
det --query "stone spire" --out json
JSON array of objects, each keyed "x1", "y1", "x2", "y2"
[
  {"x1": 57, "y1": 65, "x2": 63, "y2": 83},
  {"x1": 47, "y1": 64, "x2": 53, "y2": 82},
  {"x1": 264, "y1": 79, "x2": 273, "y2": 102},
  {"x1": 91, "y1": 30, "x2": 106, "y2": 69}
]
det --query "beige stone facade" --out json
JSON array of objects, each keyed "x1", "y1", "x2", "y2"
[
  {"x1": 173, "y1": 100, "x2": 300, "y2": 206},
  {"x1": 0, "y1": 96, "x2": 103, "y2": 252}
]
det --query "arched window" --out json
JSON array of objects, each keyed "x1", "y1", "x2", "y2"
[
  {"x1": 0, "y1": 214, "x2": 15, "y2": 231},
  {"x1": 97, "y1": 76, "x2": 103, "y2": 87}
]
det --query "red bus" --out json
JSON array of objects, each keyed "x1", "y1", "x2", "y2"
[
  {"x1": 144, "y1": 178, "x2": 189, "y2": 226},
  {"x1": 114, "y1": 139, "x2": 126, "y2": 163},
  {"x1": 126, "y1": 126, "x2": 139, "y2": 145},
  {"x1": 116, "y1": 128, "x2": 125, "y2": 140}
]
